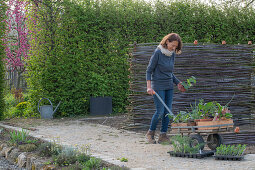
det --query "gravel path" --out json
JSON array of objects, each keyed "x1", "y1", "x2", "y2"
[{"x1": 1, "y1": 121, "x2": 255, "y2": 170}]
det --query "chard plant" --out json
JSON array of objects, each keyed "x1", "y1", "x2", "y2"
[{"x1": 189, "y1": 99, "x2": 233, "y2": 120}]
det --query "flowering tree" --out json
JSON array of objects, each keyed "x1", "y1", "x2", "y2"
[{"x1": 4, "y1": 0, "x2": 30, "y2": 89}]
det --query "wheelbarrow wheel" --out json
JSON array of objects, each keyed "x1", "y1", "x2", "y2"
[
  {"x1": 207, "y1": 134, "x2": 223, "y2": 151},
  {"x1": 190, "y1": 134, "x2": 205, "y2": 150}
]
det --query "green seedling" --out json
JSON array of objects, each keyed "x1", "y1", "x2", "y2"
[{"x1": 181, "y1": 76, "x2": 196, "y2": 90}]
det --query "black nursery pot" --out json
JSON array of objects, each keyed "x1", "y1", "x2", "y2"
[{"x1": 90, "y1": 96, "x2": 112, "y2": 115}]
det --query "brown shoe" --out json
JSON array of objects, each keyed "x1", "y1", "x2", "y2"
[
  {"x1": 158, "y1": 133, "x2": 170, "y2": 144},
  {"x1": 146, "y1": 130, "x2": 156, "y2": 144}
]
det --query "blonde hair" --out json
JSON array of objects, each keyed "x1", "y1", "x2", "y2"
[{"x1": 160, "y1": 33, "x2": 182, "y2": 54}]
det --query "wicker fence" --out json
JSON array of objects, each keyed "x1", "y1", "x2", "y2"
[{"x1": 127, "y1": 43, "x2": 255, "y2": 131}]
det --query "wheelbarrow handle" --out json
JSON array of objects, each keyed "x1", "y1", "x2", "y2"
[{"x1": 153, "y1": 91, "x2": 175, "y2": 117}]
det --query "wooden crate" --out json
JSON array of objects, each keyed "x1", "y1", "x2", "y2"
[
  {"x1": 197, "y1": 119, "x2": 234, "y2": 130},
  {"x1": 171, "y1": 123, "x2": 190, "y2": 131}
]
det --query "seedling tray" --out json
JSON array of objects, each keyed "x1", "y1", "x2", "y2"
[
  {"x1": 214, "y1": 155, "x2": 244, "y2": 161},
  {"x1": 168, "y1": 150, "x2": 214, "y2": 159}
]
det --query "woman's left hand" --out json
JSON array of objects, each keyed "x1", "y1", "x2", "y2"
[{"x1": 178, "y1": 82, "x2": 186, "y2": 92}]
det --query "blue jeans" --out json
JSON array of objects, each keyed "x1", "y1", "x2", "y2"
[{"x1": 149, "y1": 89, "x2": 174, "y2": 133}]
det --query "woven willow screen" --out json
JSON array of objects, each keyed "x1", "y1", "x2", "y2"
[{"x1": 128, "y1": 43, "x2": 255, "y2": 130}]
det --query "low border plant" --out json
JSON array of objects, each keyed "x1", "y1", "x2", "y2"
[{"x1": 9, "y1": 129, "x2": 29, "y2": 145}]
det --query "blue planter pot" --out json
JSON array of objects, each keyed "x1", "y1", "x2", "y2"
[{"x1": 90, "y1": 96, "x2": 112, "y2": 115}]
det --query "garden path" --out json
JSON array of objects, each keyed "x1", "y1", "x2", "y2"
[{"x1": 0, "y1": 120, "x2": 255, "y2": 170}]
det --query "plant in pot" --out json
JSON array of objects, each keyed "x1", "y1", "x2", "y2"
[
  {"x1": 170, "y1": 111, "x2": 194, "y2": 131},
  {"x1": 88, "y1": 72, "x2": 112, "y2": 116},
  {"x1": 189, "y1": 100, "x2": 203, "y2": 121},
  {"x1": 199, "y1": 101, "x2": 217, "y2": 120},
  {"x1": 213, "y1": 95, "x2": 234, "y2": 120},
  {"x1": 213, "y1": 102, "x2": 233, "y2": 120},
  {"x1": 196, "y1": 100, "x2": 234, "y2": 130},
  {"x1": 190, "y1": 99, "x2": 215, "y2": 121}
]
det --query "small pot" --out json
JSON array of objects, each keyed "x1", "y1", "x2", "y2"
[{"x1": 187, "y1": 119, "x2": 196, "y2": 126}]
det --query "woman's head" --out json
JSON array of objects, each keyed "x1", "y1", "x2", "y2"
[{"x1": 160, "y1": 33, "x2": 182, "y2": 54}]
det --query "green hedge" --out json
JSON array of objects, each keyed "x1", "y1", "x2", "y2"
[
  {"x1": 26, "y1": 0, "x2": 130, "y2": 116},
  {"x1": 0, "y1": 1, "x2": 7, "y2": 119},
  {"x1": 25, "y1": 0, "x2": 255, "y2": 117}
]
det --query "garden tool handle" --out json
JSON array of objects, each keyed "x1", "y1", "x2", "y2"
[{"x1": 153, "y1": 91, "x2": 174, "y2": 117}]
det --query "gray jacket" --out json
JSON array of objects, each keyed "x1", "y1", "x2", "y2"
[{"x1": 146, "y1": 47, "x2": 180, "y2": 90}]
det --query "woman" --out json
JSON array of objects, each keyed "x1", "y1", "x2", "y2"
[{"x1": 146, "y1": 33, "x2": 186, "y2": 144}]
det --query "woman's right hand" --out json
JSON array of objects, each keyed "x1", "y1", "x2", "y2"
[{"x1": 147, "y1": 88, "x2": 154, "y2": 95}]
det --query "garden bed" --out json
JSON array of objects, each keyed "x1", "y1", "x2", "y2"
[{"x1": 0, "y1": 127, "x2": 128, "y2": 170}]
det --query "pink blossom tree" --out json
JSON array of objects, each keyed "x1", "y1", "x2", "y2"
[{"x1": 4, "y1": 0, "x2": 30, "y2": 89}]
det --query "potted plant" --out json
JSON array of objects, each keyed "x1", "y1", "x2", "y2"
[
  {"x1": 213, "y1": 102, "x2": 233, "y2": 120},
  {"x1": 189, "y1": 100, "x2": 203, "y2": 120},
  {"x1": 170, "y1": 111, "x2": 195, "y2": 131},
  {"x1": 190, "y1": 99, "x2": 214, "y2": 122},
  {"x1": 196, "y1": 101, "x2": 233, "y2": 130},
  {"x1": 198, "y1": 101, "x2": 216, "y2": 120},
  {"x1": 89, "y1": 72, "x2": 112, "y2": 116}
]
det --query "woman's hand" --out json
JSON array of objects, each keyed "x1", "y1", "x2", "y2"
[
  {"x1": 147, "y1": 88, "x2": 154, "y2": 95},
  {"x1": 178, "y1": 82, "x2": 186, "y2": 92}
]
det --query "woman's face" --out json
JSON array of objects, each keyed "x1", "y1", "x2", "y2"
[{"x1": 166, "y1": 40, "x2": 178, "y2": 52}]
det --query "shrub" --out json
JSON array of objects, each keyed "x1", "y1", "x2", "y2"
[
  {"x1": 83, "y1": 157, "x2": 101, "y2": 170},
  {"x1": 53, "y1": 147, "x2": 78, "y2": 166},
  {"x1": 3, "y1": 94, "x2": 36, "y2": 119},
  {"x1": 38, "y1": 141, "x2": 63, "y2": 157},
  {"x1": 4, "y1": 93, "x2": 16, "y2": 109},
  {"x1": 76, "y1": 153, "x2": 90, "y2": 164},
  {"x1": 0, "y1": 1, "x2": 7, "y2": 120},
  {"x1": 26, "y1": 0, "x2": 130, "y2": 116}
]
